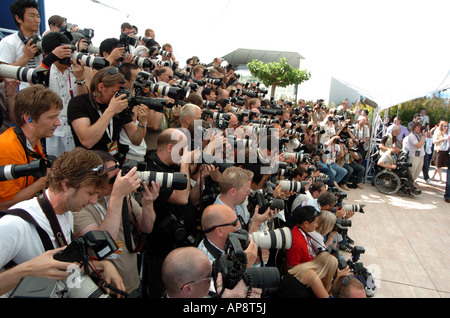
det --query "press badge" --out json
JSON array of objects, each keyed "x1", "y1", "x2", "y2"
[{"x1": 108, "y1": 140, "x2": 118, "y2": 156}]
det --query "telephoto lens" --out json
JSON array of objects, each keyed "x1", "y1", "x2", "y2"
[
  {"x1": 0, "y1": 64, "x2": 47, "y2": 84},
  {"x1": 0, "y1": 159, "x2": 47, "y2": 181},
  {"x1": 279, "y1": 180, "x2": 309, "y2": 193},
  {"x1": 138, "y1": 171, "x2": 188, "y2": 190},
  {"x1": 249, "y1": 227, "x2": 293, "y2": 250}
]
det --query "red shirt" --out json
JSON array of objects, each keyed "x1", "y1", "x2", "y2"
[{"x1": 286, "y1": 226, "x2": 314, "y2": 268}]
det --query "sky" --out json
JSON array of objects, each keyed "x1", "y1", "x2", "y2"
[{"x1": 43, "y1": 0, "x2": 450, "y2": 107}]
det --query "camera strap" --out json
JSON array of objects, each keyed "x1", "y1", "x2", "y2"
[
  {"x1": 121, "y1": 196, "x2": 143, "y2": 253},
  {"x1": 37, "y1": 192, "x2": 68, "y2": 248},
  {"x1": 203, "y1": 238, "x2": 223, "y2": 261},
  {"x1": 0, "y1": 208, "x2": 54, "y2": 252}
]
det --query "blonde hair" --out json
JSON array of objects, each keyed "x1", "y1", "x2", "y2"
[
  {"x1": 219, "y1": 166, "x2": 253, "y2": 194},
  {"x1": 288, "y1": 252, "x2": 338, "y2": 292},
  {"x1": 316, "y1": 211, "x2": 337, "y2": 236}
]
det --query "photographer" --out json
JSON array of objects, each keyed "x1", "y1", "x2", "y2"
[
  {"x1": 277, "y1": 249, "x2": 350, "y2": 298},
  {"x1": 330, "y1": 275, "x2": 367, "y2": 298},
  {"x1": 405, "y1": 122, "x2": 427, "y2": 183},
  {"x1": 0, "y1": 85, "x2": 61, "y2": 210},
  {"x1": 353, "y1": 116, "x2": 370, "y2": 161},
  {"x1": 67, "y1": 66, "x2": 149, "y2": 158},
  {"x1": 344, "y1": 138, "x2": 366, "y2": 189},
  {"x1": 291, "y1": 181, "x2": 327, "y2": 213},
  {"x1": 0, "y1": 147, "x2": 125, "y2": 297},
  {"x1": 0, "y1": 247, "x2": 74, "y2": 296},
  {"x1": 73, "y1": 150, "x2": 160, "y2": 295},
  {"x1": 198, "y1": 204, "x2": 259, "y2": 271},
  {"x1": 161, "y1": 246, "x2": 249, "y2": 298},
  {"x1": 118, "y1": 63, "x2": 150, "y2": 162},
  {"x1": 214, "y1": 166, "x2": 272, "y2": 234},
  {"x1": 0, "y1": 0, "x2": 43, "y2": 89},
  {"x1": 321, "y1": 136, "x2": 349, "y2": 189},
  {"x1": 99, "y1": 37, "x2": 133, "y2": 67},
  {"x1": 40, "y1": 32, "x2": 88, "y2": 157},
  {"x1": 285, "y1": 205, "x2": 319, "y2": 269},
  {"x1": 379, "y1": 125, "x2": 401, "y2": 156},
  {"x1": 142, "y1": 128, "x2": 193, "y2": 297}
]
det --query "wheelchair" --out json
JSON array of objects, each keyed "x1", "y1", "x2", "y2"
[{"x1": 372, "y1": 151, "x2": 421, "y2": 196}]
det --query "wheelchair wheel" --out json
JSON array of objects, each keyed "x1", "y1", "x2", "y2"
[{"x1": 373, "y1": 170, "x2": 401, "y2": 195}]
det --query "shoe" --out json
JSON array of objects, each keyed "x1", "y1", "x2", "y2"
[
  {"x1": 357, "y1": 183, "x2": 364, "y2": 189},
  {"x1": 339, "y1": 244, "x2": 354, "y2": 253},
  {"x1": 426, "y1": 179, "x2": 432, "y2": 184},
  {"x1": 445, "y1": 198, "x2": 450, "y2": 203},
  {"x1": 340, "y1": 184, "x2": 349, "y2": 191},
  {"x1": 412, "y1": 189, "x2": 422, "y2": 195},
  {"x1": 346, "y1": 236, "x2": 355, "y2": 244}
]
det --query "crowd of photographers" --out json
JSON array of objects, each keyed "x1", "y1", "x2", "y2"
[{"x1": 0, "y1": 0, "x2": 448, "y2": 300}]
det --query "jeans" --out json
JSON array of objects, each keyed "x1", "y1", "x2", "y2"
[
  {"x1": 329, "y1": 163, "x2": 348, "y2": 184},
  {"x1": 318, "y1": 162, "x2": 335, "y2": 187},
  {"x1": 343, "y1": 162, "x2": 366, "y2": 184},
  {"x1": 422, "y1": 152, "x2": 432, "y2": 181}
]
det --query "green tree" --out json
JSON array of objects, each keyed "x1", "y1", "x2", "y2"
[{"x1": 247, "y1": 57, "x2": 311, "y2": 98}]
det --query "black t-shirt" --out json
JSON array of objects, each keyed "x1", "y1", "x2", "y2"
[
  {"x1": 276, "y1": 273, "x2": 316, "y2": 298},
  {"x1": 144, "y1": 151, "x2": 198, "y2": 257},
  {"x1": 67, "y1": 93, "x2": 132, "y2": 152}
]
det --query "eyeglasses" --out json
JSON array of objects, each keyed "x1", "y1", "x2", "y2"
[
  {"x1": 203, "y1": 218, "x2": 239, "y2": 233},
  {"x1": 89, "y1": 163, "x2": 119, "y2": 175},
  {"x1": 180, "y1": 271, "x2": 213, "y2": 290},
  {"x1": 164, "y1": 73, "x2": 173, "y2": 80},
  {"x1": 98, "y1": 67, "x2": 119, "y2": 82}
]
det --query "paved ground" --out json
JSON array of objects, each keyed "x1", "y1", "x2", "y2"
[{"x1": 342, "y1": 166, "x2": 449, "y2": 298}]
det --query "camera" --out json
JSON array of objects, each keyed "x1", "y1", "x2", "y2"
[
  {"x1": 71, "y1": 52, "x2": 107, "y2": 70},
  {"x1": 10, "y1": 231, "x2": 118, "y2": 298},
  {"x1": 283, "y1": 152, "x2": 310, "y2": 163},
  {"x1": 20, "y1": 34, "x2": 42, "y2": 56},
  {"x1": 132, "y1": 71, "x2": 189, "y2": 102},
  {"x1": 121, "y1": 159, "x2": 188, "y2": 190},
  {"x1": 249, "y1": 227, "x2": 293, "y2": 250},
  {"x1": 325, "y1": 244, "x2": 375, "y2": 297},
  {"x1": 116, "y1": 85, "x2": 169, "y2": 118},
  {"x1": 279, "y1": 180, "x2": 310, "y2": 193},
  {"x1": 0, "y1": 64, "x2": 47, "y2": 85},
  {"x1": 201, "y1": 110, "x2": 231, "y2": 130},
  {"x1": 0, "y1": 159, "x2": 47, "y2": 181},
  {"x1": 248, "y1": 191, "x2": 284, "y2": 216},
  {"x1": 211, "y1": 231, "x2": 280, "y2": 292},
  {"x1": 343, "y1": 204, "x2": 365, "y2": 213}
]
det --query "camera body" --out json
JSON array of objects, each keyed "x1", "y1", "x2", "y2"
[{"x1": 211, "y1": 231, "x2": 280, "y2": 292}]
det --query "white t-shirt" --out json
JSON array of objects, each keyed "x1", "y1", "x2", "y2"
[
  {"x1": 0, "y1": 32, "x2": 43, "y2": 90},
  {"x1": 0, "y1": 190, "x2": 74, "y2": 269}
]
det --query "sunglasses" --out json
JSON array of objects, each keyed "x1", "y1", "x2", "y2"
[
  {"x1": 98, "y1": 67, "x2": 119, "y2": 82},
  {"x1": 89, "y1": 163, "x2": 119, "y2": 175},
  {"x1": 203, "y1": 218, "x2": 239, "y2": 234}
]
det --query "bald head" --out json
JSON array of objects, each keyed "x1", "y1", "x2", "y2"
[
  {"x1": 161, "y1": 247, "x2": 211, "y2": 298},
  {"x1": 202, "y1": 204, "x2": 236, "y2": 232}
]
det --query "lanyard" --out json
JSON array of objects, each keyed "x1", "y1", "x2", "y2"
[{"x1": 96, "y1": 108, "x2": 114, "y2": 141}]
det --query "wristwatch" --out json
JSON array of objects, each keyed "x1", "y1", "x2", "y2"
[
  {"x1": 75, "y1": 79, "x2": 86, "y2": 85},
  {"x1": 138, "y1": 122, "x2": 147, "y2": 128}
]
